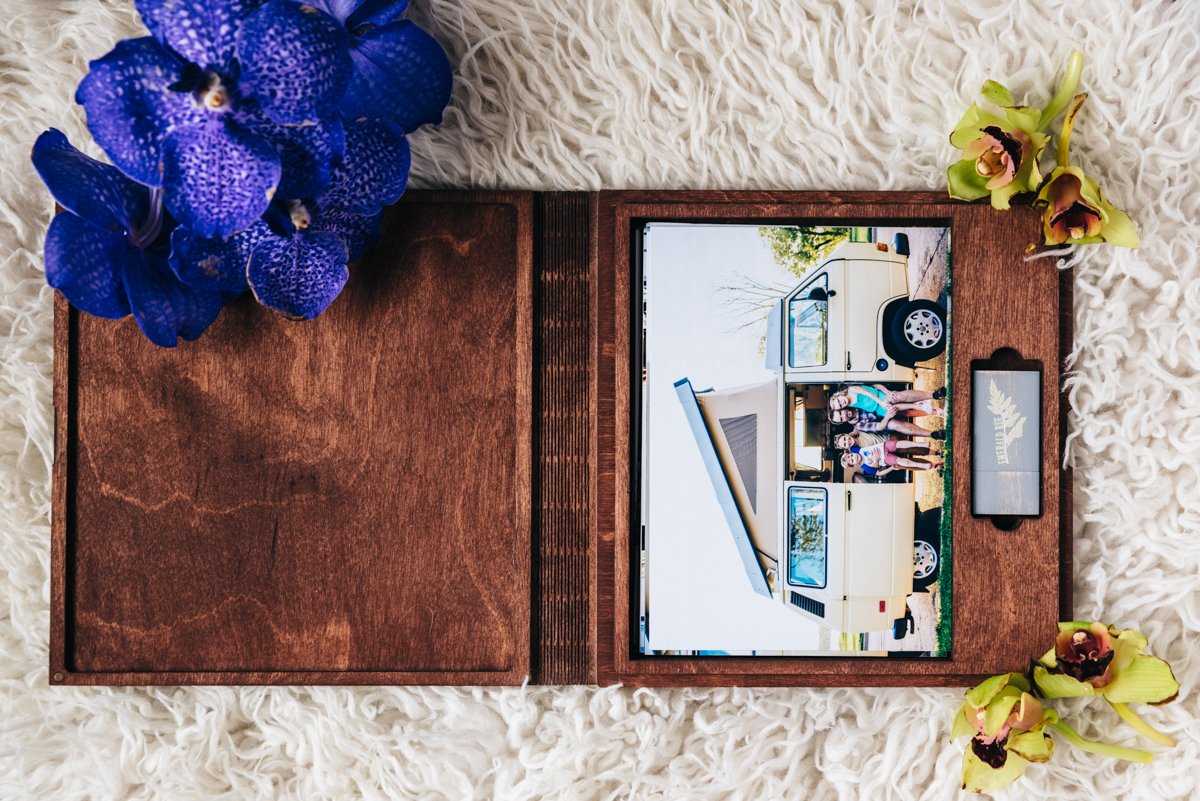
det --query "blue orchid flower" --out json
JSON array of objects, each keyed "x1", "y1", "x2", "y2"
[
  {"x1": 75, "y1": 0, "x2": 354, "y2": 240},
  {"x1": 304, "y1": 0, "x2": 453, "y2": 131},
  {"x1": 169, "y1": 117, "x2": 410, "y2": 320},
  {"x1": 32, "y1": 129, "x2": 234, "y2": 347}
]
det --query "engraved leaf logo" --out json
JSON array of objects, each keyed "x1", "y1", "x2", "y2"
[
  {"x1": 1005, "y1": 416, "x2": 1026, "y2": 446},
  {"x1": 988, "y1": 380, "x2": 1009, "y2": 417},
  {"x1": 988, "y1": 379, "x2": 1027, "y2": 458}
]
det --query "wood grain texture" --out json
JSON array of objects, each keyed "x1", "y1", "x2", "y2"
[
  {"x1": 52, "y1": 191, "x2": 533, "y2": 686},
  {"x1": 532, "y1": 193, "x2": 593, "y2": 685},
  {"x1": 50, "y1": 189, "x2": 1073, "y2": 688},
  {"x1": 591, "y1": 190, "x2": 1069, "y2": 687}
]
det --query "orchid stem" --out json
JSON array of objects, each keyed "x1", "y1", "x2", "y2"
[
  {"x1": 1050, "y1": 721, "x2": 1153, "y2": 764},
  {"x1": 1037, "y1": 51, "x2": 1084, "y2": 132},
  {"x1": 1109, "y1": 701, "x2": 1176, "y2": 747},
  {"x1": 1055, "y1": 94, "x2": 1088, "y2": 169}
]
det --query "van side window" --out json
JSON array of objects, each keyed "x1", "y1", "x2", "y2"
[
  {"x1": 789, "y1": 275, "x2": 828, "y2": 367},
  {"x1": 788, "y1": 486, "x2": 827, "y2": 589}
]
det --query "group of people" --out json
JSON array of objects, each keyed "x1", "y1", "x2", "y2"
[{"x1": 828, "y1": 384, "x2": 946, "y2": 479}]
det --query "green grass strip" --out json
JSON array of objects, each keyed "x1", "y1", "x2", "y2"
[{"x1": 935, "y1": 242, "x2": 954, "y2": 658}]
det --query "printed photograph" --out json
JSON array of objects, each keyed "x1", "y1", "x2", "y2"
[{"x1": 638, "y1": 223, "x2": 952, "y2": 656}]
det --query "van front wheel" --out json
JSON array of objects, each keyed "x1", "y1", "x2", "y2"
[{"x1": 890, "y1": 299, "x2": 947, "y2": 363}]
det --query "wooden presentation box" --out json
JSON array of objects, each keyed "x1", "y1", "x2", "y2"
[{"x1": 50, "y1": 190, "x2": 1072, "y2": 687}]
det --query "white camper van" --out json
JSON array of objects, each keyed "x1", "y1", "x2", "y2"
[
  {"x1": 676, "y1": 236, "x2": 945, "y2": 639},
  {"x1": 764, "y1": 238, "x2": 947, "y2": 381}
]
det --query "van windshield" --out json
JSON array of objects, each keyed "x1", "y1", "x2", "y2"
[
  {"x1": 789, "y1": 275, "x2": 828, "y2": 367},
  {"x1": 788, "y1": 486, "x2": 827, "y2": 588}
]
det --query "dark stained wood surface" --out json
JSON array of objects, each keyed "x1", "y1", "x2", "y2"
[
  {"x1": 52, "y1": 191, "x2": 533, "y2": 685},
  {"x1": 532, "y1": 193, "x2": 593, "y2": 684},
  {"x1": 591, "y1": 190, "x2": 1069, "y2": 687},
  {"x1": 50, "y1": 189, "x2": 1072, "y2": 687}
]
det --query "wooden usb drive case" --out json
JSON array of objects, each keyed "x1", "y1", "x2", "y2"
[{"x1": 51, "y1": 191, "x2": 1072, "y2": 687}]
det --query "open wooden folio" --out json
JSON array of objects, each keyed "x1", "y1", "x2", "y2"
[{"x1": 51, "y1": 190, "x2": 1072, "y2": 687}]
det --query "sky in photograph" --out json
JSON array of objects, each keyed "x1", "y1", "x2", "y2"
[{"x1": 644, "y1": 223, "x2": 821, "y2": 652}]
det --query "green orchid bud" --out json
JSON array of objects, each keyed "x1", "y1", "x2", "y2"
[
  {"x1": 1033, "y1": 95, "x2": 1139, "y2": 248},
  {"x1": 946, "y1": 52, "x2": 1082, "y2": 211},
  {"x1": 1034, "y1": 622, "x2": 1179, "y2": 746}
]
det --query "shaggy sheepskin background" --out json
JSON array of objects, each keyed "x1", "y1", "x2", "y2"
[{"x1": 3, "y1": 0, "x2": 1200, "y2": 798}]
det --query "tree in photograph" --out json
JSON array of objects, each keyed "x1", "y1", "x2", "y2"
[
  {"x1": 714, "y1": 272, "x2": 794, "y2": 332},
  {"x1": 759, "y1": 227, "x2": 852, "y2": 278},
  {"x1": 715, "y1": 226, "x2": 854, "y2": 354},
  {"x1": 790, "y1": 512, "x2": 824, "y2": 558}
]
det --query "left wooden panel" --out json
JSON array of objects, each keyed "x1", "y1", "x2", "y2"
[{"x1": 52, "y1": 191, "x2": 533, "y2": 686}]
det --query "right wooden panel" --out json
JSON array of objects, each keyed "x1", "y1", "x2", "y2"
[{"x1": 592, "y1": 191, "x2": 1068, "y2": 687}]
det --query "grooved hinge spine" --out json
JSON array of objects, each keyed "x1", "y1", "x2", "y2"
[{"x1": 533, "y1": 192, "x2": 592, "y2": 685}]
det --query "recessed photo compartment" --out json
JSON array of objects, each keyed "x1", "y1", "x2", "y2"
[{"x1": 634, "y1": 221, "x2": 953, "y2": 658}]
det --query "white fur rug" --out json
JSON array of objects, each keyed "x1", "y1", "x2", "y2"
[{"x1": 3, "y1": 0, "x2": 1199, "y2": 798}]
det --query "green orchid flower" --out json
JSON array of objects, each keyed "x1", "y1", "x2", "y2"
[
  {"x1": 948, "y1": 89, "x2": 1050, "y2": 210},
  {"x1": 952, "y1": 672, "x2": 1152, "y2": 794},
  {"x1": 1034, "y1": 622, "x2": 1179, "y2": 746},
  {"x1": 947, "y1": 52, "x2": 1083, "y2": 210},
  {"x1": 1034, "y1": 95, "x2": 1140, "y2": 248},
  {"x1": 952, "y1": 673, "x2": 1057, "y2": 793}
]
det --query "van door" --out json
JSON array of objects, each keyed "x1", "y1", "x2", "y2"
[
  {"x1": 843, "y1": 258, "x2": 894, "y2": 374},
  {"x1": 843, "y1": 483, "x2": 915, "y2": 632},
  {"x1": 784, "y1": 264, "x2": 846, "y2": 378}
]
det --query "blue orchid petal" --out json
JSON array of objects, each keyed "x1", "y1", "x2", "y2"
[
  {"x1": 169, "y1": 220, "x2": 272, "y2": 292},
  {"x1": 310, "y1": 209, "x2": 382, "y2": 261},
  {"x1": 237, "y1": 105, "x2": 345, "y2": 199},
  {"x1": 261, "y1": 200, "x2": 296, "y2": 238},
  {"x1": 44, "y1": 212, "x2": 131, "y2": 319},
  {"x1": 237, "y1": 1, "x2": 354, "y2": 126},
  {"x1": 346, "y1": 0, "x2": 409, "y2": 30},
  {"x1": 302, "y1": 0, "x2": 359, "y2": 24},
  {"x1": 136, "y1": 0, "x2": 268, "y2": 69},
  {"x1": 339, "y1": 21, "x2": 452, "y2": 131},
  {"x1": 32, "y1": 129, "x2": 149, "y2": 233},
  {"x1": 247, "y1": 230, "x2": 348, "y2": 320},
  {"x1": 303, "y1": 0, "x2": 408, "y2": 28},
  {"x1": 315, "y1": 118, "x2": 409, "y2": 215},
  {"x1": 123, "y1": 249, "x2": 225, "y2": 346},
  {"x1": 75, "y1": 37, "x2": 205, "y2": 186},
  {"x1": 162, "y1": 117, "x2": 281, "y2": 239}
]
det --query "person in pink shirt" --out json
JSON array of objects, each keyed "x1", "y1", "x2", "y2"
[
  {"x1": 840, "y1": 442, "x2": 939, "y2": 477},
  {"x1": 829, "y1": 407, "x2": 943, "y2": 440},
  {"x1": 834, "y1": 432, "x2": 932, "y2": 456}
]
